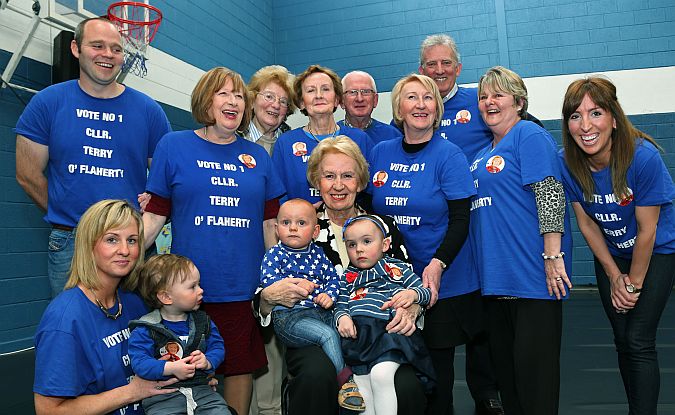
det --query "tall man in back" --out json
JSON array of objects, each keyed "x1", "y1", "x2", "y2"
[
  {"x1": 338, "y1": 70, "x2": 402, "y2": 144},
  {"x1": 15, "y1": 17, "x2": 171, "y2": 298},
  {"x1": 418, "y1": 34, "x2": 503, "y2": 415}
]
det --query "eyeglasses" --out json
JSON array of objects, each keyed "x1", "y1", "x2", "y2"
[
  {"x1": 423, "y1": 60, "x2": 455, "y2": 69},
  {"x1": 344, "y1": 89, "x2": 375, "y2": 97},
  {"x1": 257, "y1": 91, "x2": 290, "y2": 108}
]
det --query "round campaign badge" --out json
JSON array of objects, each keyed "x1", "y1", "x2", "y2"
[
  {"x1": 373, "y1": 170, "x2": 388, "y2": 187},
  {"x1": 486, "y1": 155, "x2": 505, "y2": 173},
  {"x1": 238, "y1": 153, "x2": 257, "y2": 168}
]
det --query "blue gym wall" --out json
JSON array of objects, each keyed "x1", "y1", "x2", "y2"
[{"x1": 1, "y1": 0, "x2": 674, "y2": 353}]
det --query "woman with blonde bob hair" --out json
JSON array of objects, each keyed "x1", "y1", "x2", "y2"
[
  {"x1": 367, "y1": 73, "x2": 479, "y2": 414},
  {"x1": 560, "y1": 76, "x2": 675, "y2": 415},
  {"x1": 471, "y1": 66, "x2": 572, "y2": 415},
  {"x1": 34, "y1": 199, "x2": 178, "y2": 415},
  {"x1": 143, "y1": 67, "x2": 285, "y2": 415}
]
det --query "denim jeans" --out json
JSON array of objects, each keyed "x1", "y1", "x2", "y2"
[
  {"x1": 595, "y1": 253, "x2": 675, "y2": 415},
  {"x1": 48, "y1": 228, "x2": 76, "y2": 298},
  {"x1": 273, "y1": 307, "x2": 344, "y2": 373}
]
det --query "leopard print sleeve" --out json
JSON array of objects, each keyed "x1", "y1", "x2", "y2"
[{"x1": 529, "y1": 176, "x2": 566, "y2": 234}]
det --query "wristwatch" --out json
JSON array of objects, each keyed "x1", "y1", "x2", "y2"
[
  {"x1": 625, "y1": 283, "x2": 641, "y2": 294},
  {"x1": 433, "y1": 258, "x2": 447, "y2": 270}
]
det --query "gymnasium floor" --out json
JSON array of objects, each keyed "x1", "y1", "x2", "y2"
[{"x1": 4, "y1": 289, "x2": 674, "y2": 414}]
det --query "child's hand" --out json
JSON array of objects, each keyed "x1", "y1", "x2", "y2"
[
  {"x1": 383, "y1": 289, "x2": 418, "y2": 310},
  {"x1": 314, "y1": 293, "x2": 334, "y2": 309},
  {"x1": 164, "y1": 356, "x2": 196, "y2": 380},
  {"x1": 337, "y1": 315, "x2": 357, "y2": 339},
  {"x1": 189, "y1": 350, "x2": 212, "y2": 371}
]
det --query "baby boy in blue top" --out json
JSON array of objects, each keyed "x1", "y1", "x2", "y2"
[
  {"x1": 128, "y1": 254, "x2": 231, "y2": 415},
  {"x1": 259, "y1": 198, "x2": 344, "y2": 372}
]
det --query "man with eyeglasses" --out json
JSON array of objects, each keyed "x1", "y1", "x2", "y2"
[
  {"x1": 418, "y1": 34, "x2": 504, "y2": 415},
  {"x1": 338, "y1": 71, "x2": 402, "y2": 144}
]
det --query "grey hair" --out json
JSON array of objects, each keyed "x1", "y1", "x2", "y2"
[
  {"x1": 419, "y1": 34, "x2": 461, "y2": 66},
  {"x1": 342, "y1": 70, "x2": 377, "y2": 93}
]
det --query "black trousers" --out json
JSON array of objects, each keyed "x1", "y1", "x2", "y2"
[
  {"x1": 284, "y1": 345, "x2": 426, "y2": 415},
  {"x1": 423, "y1": 290, "x2": 499, "y2": 415},
  {"x1": 486, "y1": 298, "x2": 562, "y2": 415}
]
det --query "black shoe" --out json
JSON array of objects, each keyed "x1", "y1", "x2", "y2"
[{"x1": 475, "y1": 398, "x2": 504, "y2": 415}]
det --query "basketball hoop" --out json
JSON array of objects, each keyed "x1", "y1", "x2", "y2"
[{"x1": 107, "y1": 1, "x2": 162, "y2": 78}]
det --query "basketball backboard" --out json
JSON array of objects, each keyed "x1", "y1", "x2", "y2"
[{"x1": 46, "y1": 0, "x2": 150, "y2": 30}]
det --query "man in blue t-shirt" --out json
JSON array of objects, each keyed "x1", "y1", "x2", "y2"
[
  {"x1": 418, "y1": 34, "x2": 503, "y2": 415},
  {"x1": 15, "y1": 17, "x2": 171, "y2": 298},
  {"x1": 338, "y1": 70, "x2": 402, "y2": 144}
]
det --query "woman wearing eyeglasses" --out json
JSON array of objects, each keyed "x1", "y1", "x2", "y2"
[
  {"x1": 272, "y1": 64, "x2": 374, "y2": 203},
  {"x1": 245, "y1": 65, "x2": 296, "y2": 156}
]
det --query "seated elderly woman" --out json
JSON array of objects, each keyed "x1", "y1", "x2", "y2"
[{"x1": 259, "y1": 136, "x2": 426, "y2": 415}]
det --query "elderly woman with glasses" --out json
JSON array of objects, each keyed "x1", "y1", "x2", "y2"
[
  {"x1": 245, "y1": 65, "x2": 296, "y2": 156},
  {"x1": 272, "y1": 64, "x2": 374, "y2": 204}
]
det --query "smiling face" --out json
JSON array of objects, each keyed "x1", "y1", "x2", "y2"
[
  {"x1": 93, "y1": 221, "x2": 140, "y2": 282},
  {"x1": 419, "y1": 44, "x2": 462, "y2": 97},
  {"x1": 318, "y1": 152, "x2": 362, "y2": 213},
  {"x1": 253, "y1": 81, "x2": 290, "y2": 134},
  {"x1": 275, "y1": 199, "x2": 320, "y2": 249},
  {"x1": 300, "y1": 72, "x2": 339, "y2": 118},
  {"x1": 478, "y1": 86, "x2": 523, "y2": 140},
  {"x1": 342, "y1": 73, "x2": 378, "y2": 119},
  {"x1": 163, "y1": 265, "x2": 204, "y2": 313},
  {"x1": 399, "y1": 80, "x2": 437, "y2": 134},
  {"x1": 209, "y1": 78, "x2": 246, "y2": 136},
  {"x1": 567, "y1": 93, "x2": 616, "y2": 170},
  {"x1": 71, "y1": 19, "x2": 124, "y2": 93},
  {"x1": 344, "y1": 220, "x2": 390, "y2": 269}
]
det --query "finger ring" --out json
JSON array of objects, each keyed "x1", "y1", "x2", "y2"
[
  {"x1": 155, "y1": 385, "x2": 162, "y2": 390},
  {"x1": 555, "y1": 277, "x2": 562, "y2": 282}
]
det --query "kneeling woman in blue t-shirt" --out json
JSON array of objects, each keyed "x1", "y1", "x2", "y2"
[
  {"x1": 34, "y1": 200, "x2": 177, "y2": 415},
  {"x1": 560, "y1": 76, "x2": 675, "y2": 415}
]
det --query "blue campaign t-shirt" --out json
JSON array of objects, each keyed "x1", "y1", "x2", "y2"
[
  {"x1": 470, "y1": 120, "x2": 572, "y2": 299},
  {"x1": 15, "y1": 79, "x2": 170, "y2": 227},
  {"x1": 34, "y1": 287, "x2": 147, "y2": 415},
  {"x1": 438, "y1": 86, "x2": 493, "y2": 162},
  {"x1": 272, "y1": 126, "x2": 374, "y2": 203},
  {"x1": 338, "y1": 118, "x2": 402, "y2": 144},
  {"x1": 560, "y1": 140, "x2": 675, "y2": 258},
  {"x1": 367, "y1": 133, "x2": 477, "y2": 298},
  {"x1": 146, "y1": 130, "x2": 285, "y2": 302}
]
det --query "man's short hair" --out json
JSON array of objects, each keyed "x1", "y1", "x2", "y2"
[{"x1": 74, "y1": 17, "x2": 117, "y2": 51}]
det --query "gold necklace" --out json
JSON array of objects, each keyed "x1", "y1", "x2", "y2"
[
  {"x1": 307, "y1": 124, "x2": 338, "y2": 142},
  {"x1": 89, "y1": 287, "x2": 123, "y2": 320}
]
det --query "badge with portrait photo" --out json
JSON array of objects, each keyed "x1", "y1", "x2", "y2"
[
  {"x1": 159, "y1": 341, "x2": 183, "y2": 362},
  {"x1": 238, "y1": 153, "x2": 257, "y2": 169},
  {"x1": 292, "y1": 142, "x2": 308, "y2": 156},
  {"x1": 486, "y1": 155, "x2": 505, "y2": 174},
  {"x1": 373, "y1": 170, "x2": 388, "y2": 188}
]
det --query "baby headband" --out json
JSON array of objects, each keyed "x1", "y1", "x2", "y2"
[{"x1": 342, "y1": 214, "x2": 388, "y2": 240}]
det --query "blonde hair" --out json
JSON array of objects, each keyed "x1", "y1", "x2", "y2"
[
  {"x1": 391, "y1": 74, "x2": 444, "y2": 131},
  {"x1": 562, "y1": 76, "x2": 659, "y2": 201},
  {"x1": 66, "y1": 199, "x2": 144, "y2": 291},
  {"x1": 248, "y1": 65, "x2": 297, "y2": 115},
  {"x1": 191, "y1": 67, "x2": 251, "y2": 135},
  {"x1": 306, "y1": 135, "x2": 369, "y2": 192},
  {"x1": 477, "y1": 66, "x2": 529, "y2": 117},
  {"x1": 138, "y1": 254, "x2": 196, "y2": 309},
  {"x1": 293, "y1": 64, "x2": 342, "y2": 116}
]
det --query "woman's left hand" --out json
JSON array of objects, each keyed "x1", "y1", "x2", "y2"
[
  {"x1": 545, "y1": 258, "x2": 572, "y2": 300},
  {"x1": 385, "y1": 303, "x2": 421, "y2": 336},
  {"x1": 422, "y1": 260, "x2": 443, "y2": 308}
]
